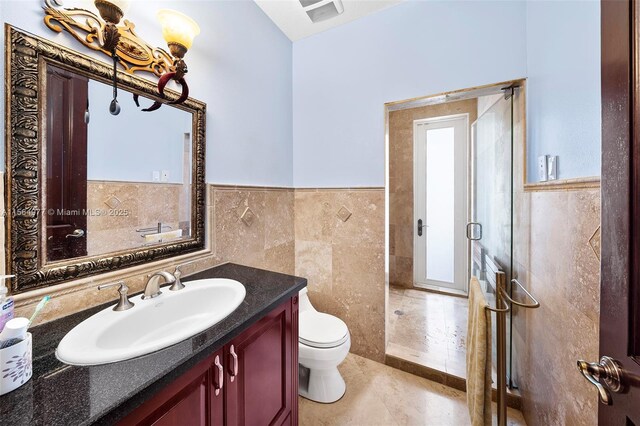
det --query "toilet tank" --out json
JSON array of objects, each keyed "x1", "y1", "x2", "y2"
[{"x1": 299, "y1": 287, "x2": 316, "y2": 313}]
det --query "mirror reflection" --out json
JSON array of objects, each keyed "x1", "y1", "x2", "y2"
[{"x1": 45, "y1": 63, "x2": 193, "y2": 263}]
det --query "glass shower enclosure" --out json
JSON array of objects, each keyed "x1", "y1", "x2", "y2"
[{"x1": 469, "y1": 88, "x2": 516, "y2": 388}]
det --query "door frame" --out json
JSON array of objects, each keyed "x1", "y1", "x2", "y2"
[
  {"x1": 412, "y1": 113, "x2": 469, "y2": 293},
  {"x1": 598, "y1": 0, "x2": 640, "y2": 422}
]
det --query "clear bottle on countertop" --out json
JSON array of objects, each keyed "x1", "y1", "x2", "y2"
[{"x1": 0, "y1": 275, "x2": 15, "y2": 332}]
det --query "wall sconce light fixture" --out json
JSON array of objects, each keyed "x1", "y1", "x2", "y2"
[
  {"x1": 93, "y1": 0, "x2": 129, "y2": 50},
  {"x1": 144, "y1": 10, "x2": 201, "y2": 111},
  {"x1": 43, "y1": 0, "x2": 200, "y2": 112}
]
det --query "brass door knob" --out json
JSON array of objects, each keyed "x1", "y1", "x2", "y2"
[{"x1": 577, "y1": 356, "x2": 626, "y2": 405}]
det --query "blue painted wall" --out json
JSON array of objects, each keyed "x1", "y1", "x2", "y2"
[
  {"x1": 526, "y1": 0, "x2": 601, "y2": 182},
  {"x1": 292, "y1": 0, "x2": 602, "y2": 186},
  {"x1": 292, "y1": 0, "x2": 528, "y2": 187},
  {"x1": 86, "y1": 80, "x2": 190, "y2": 183},
  {"x1": 0, "y1": 0, "x2": 603, "y2": 187},
  {"x1": 0, "y1": 0, "x2": 293, "y2": 186}
]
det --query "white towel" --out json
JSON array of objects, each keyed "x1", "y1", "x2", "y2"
[{"x1": 144, "y1": 229, "x2": 183, "y2": 243}]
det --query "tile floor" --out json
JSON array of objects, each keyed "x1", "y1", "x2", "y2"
[
  {"x1": 387, "y1": 286, "x2": 469, "y2": 378},
  {"x1": 298, "y1": 353, "x2": 526, "y2": 425}
]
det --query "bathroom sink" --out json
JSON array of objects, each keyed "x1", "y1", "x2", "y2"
[{"x1": 56, "y1": 278, "x2": 246, "y2": 366}]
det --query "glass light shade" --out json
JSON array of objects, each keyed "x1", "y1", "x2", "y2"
[
  {"x1": 157, "y1": 9, "x2": 200, "y2": 51},
  {"x1": 91, "y1": 0, "x2": 130, "y2": 14},
  {"x1": 108, "y1": 0, "x2": 129, "y2": 13},
  {"x1": 93, "y1": 0, "x2": 130, "y2": 23}
]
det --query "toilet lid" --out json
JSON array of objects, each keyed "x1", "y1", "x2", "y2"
[{"x1": 299, "y1": 311, "x2": 349, "y2": 349}]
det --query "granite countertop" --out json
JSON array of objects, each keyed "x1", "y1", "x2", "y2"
[{"x1": 0, "y1": 263, "x2": 306, "y2": 426}]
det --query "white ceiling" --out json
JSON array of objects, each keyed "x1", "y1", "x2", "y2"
[{"x1": 254, "y1": 0, "x2": 405, "y2": 42}]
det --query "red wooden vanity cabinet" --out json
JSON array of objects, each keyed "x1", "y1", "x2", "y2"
[{"x1": 120, "y1": 296, "x2": 299, "y2": 426}]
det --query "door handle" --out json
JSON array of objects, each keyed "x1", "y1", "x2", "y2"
[
  {"x1": 466, "y1": 222, "x2": 482, "y2": 241},
  {"x1": 65, "y1": 229, "x2": 85, "y2": 238},
  {"x1": 229, "y1": 344, "x2": 238, "y2": 382},
  {"x1": 417, "y1": 219, "x2": 427, "y2": 236},
  {"x1": 577, "y1": 356, "x2": 627, "y2": 405},
  {"x1": 213, "y1": 355, "x2": 224, "y2": 396}
]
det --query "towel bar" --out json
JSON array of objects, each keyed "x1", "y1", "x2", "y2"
[
  {"x1": 485, "y1": 279, "x2": 540, "y2": 312},
  {"x1": 485, "y1": 297, "x2": 510, "y2": 313},
  {"x1": 505, "y1": 278, "x2": 540, "y2": 308},
  {"x1": 136, "y1": 223, "x2": 173, "y2": 233}
]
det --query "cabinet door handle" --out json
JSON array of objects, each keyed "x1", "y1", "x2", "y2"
[
  {"x1": 229, "y1": 344, "x2": 238, "y2": 382},
  {"x1": 213, "y1": 355, "x2": 224, "y2": 396}
]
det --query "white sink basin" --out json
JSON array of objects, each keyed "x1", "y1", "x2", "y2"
[{"x1": 56, "y1": 278, "x2": 246, "y2": 366}]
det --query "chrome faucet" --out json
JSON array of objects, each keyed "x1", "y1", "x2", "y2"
[{"x1": 143, "y1": 271, "x2": 176, "y2": 300}]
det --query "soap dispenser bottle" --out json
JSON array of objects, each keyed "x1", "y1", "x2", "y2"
[{"x1": 0, "y1": 275, "x2": 15, "y2": 332}]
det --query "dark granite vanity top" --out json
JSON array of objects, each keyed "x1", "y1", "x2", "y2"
[{"x1": 0, "y1": 263, "x2": 306, "y2": 426}]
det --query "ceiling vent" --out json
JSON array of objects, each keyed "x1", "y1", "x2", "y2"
[
  {"x1": 299, "y1": 0, "x2": 324, "y2": 7},
  {"x1": 299, "y1": 0, "x2": 344, "y2": 23}
]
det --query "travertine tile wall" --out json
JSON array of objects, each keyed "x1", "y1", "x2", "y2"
[
  {"x1": 86, "y1": 181, "x2": 189, "y2": 255},
  {"x1": 512, "y1": 188, "x2": 601, "y2": 426},
  {"x1": 12, "y1": 179, "x2": 386, "y2": 363},
  {"x1": 389, "y1": 99, "x2": 478, "y2": 288},
  {"x1": 10, "y1": 183, "x2": 295, "y2": 325},
  {"x1": 11, "y1": 182, "x2": 218, "y2": 324},
  {"x1": 294, "y1": 188, "x2": 386, "y2": 362},
  {"x1": 210, "y1": 185, "x2": 295, "y2": 276}
]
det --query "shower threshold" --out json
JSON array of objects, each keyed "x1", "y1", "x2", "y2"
[{"x1": 385, "y1": 285, "x2": 521, "y2": 409}]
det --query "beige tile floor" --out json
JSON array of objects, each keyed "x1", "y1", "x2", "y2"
[
  {"x1": 387, "y1": 286, "x2": 469, "y2": 378},
  {"x1": 299, "y1": 353, "x2": 526, "y2": 425}
]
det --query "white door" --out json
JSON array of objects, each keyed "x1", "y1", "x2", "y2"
[{"x1": 413, "y1": 115, "x2": 468, "y2": 293}]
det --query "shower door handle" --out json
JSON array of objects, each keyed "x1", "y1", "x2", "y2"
[{"x1": 466, "y1": 222, "x2": 482, "y2": 240}]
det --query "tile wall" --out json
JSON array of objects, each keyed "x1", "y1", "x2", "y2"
[
  {"x1": 10, "y1": 184, "x2": 295, "y2": 325},
  {"x1": 86, "y1": 181, "x2": 189, "y2": 255},
  {"x1": 295, "y1": 188, "x2": 386, "y2": 361}
]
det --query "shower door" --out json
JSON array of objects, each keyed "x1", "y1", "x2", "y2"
[{"x1": 469, "y1": 90, "x2": 514, "y2": 385}]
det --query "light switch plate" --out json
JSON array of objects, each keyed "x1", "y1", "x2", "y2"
[
  {"x1": 547, "y1": 156, "x2": 558, "y2": 180},
  {"x1": 538, "y1": 155, "x2": 548, "y2": 181},
  {"x1": 152, "y1": 171, "x2": 161, "y2": 182}
]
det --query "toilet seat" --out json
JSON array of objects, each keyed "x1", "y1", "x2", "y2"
[{"x1": 299, "y1": 311, "x2": 349, "y2": 348}]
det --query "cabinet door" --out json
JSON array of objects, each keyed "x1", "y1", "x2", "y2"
[
  {"x1": 120, "y1": 370, "x2": 208, "y2": 426},
  {"x1": 150, "y1": 376, "x2": 207, "y2": 426},
  {"x1": 121, "y1": 348, "x2": 225, "y2": 426},
  {"x1": 224, "y1": 297, "x2": 298, "y2": 426}
]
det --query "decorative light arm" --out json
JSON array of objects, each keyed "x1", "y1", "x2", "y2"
[{"x1": 42, "y1": 1, "x2": 199, "y2": 110}]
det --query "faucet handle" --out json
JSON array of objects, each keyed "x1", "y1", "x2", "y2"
[
  {"x1": 170, "y1": 265, "x2": 187, "y2": 292},
  {"x1": 171, "y1": 260, "x2": 197, "y2": 291},
  {"x1": 98, "y1": 280, "x2": 135, "y2": 311}
]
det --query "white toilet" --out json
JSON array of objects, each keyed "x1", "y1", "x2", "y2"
[{"x1": 298, "y1": 287, "x2": 350, "y2": 403}]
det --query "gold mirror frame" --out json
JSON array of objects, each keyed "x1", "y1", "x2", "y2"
[{"x1": 4, "y1": 25, "x2": 207, "y2": 293}]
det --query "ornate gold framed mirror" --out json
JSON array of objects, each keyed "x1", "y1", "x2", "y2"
[{"x1": 5, "y1": 25, "x2": 207, "y2": 293}]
